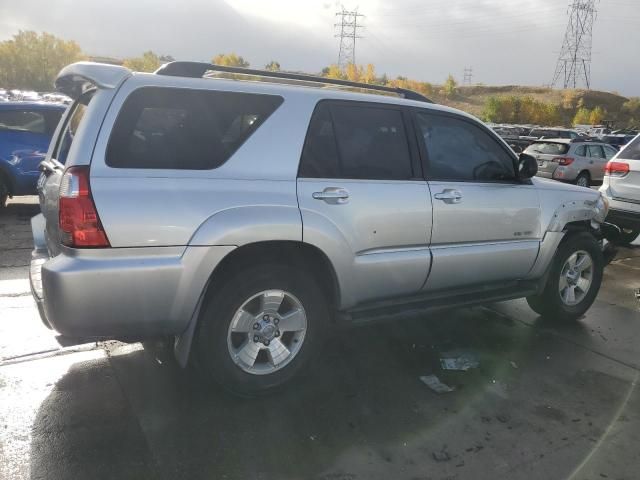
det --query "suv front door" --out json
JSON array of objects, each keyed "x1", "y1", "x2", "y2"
[
  {"x1": 414, "y1": 111, "x2": 541, "y2": 291},
  {"x1": 297, "y1": 101, "x2": 432, "y2": 307}
]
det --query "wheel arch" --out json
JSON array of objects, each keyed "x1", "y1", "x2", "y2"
[{"x1": 174, "y1": 240, "x2": 341, "y2": 367}]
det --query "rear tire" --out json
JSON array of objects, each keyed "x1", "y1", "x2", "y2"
[
  {"x1": 575, "y1": 172, "x2": 590, "y2": 188},
  {"x1": 0, "y1": 177, "x2": 8, "y2": 209},
  {"x1": 527, "y1": 232, "x2": 603, "y2": 321},
  {"x1": 196, "y1": 263, "x2": 328, "y2": 396},
  {"x1": 617, "y1": 228, "x2": 639, "y2": 246}
]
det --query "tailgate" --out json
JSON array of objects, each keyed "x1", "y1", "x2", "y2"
[
  {"x1": 610, "y1": 136, "x2": 640, "y2": 202},
  {"x1": 37, "y1": 162, "x2": 65, "y2": 256},
  {"x1": 37, "y1": 91, "x2": 95, "y2": 257}
]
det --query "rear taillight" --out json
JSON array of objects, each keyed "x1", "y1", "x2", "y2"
[
  {"x1": 58, "y1": 166, "x2": 110, "y2": 248},
  {"x1": 605, "y1": 161, "x2": 630, "y2": 177},
  {"x1": 553, "y1": 156, "x2": 574, "y2": 166}
]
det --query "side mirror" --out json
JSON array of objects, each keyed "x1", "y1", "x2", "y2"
[{"x1": 518, "y1": 153, "x2": 538, "y2": 179}]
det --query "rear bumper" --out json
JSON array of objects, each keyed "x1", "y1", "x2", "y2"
[
  {"x1": 606, "y1": 207, "x2": 640, "y2": 231},
  {"x1": 29, "y1": 217, "x2": 235, "y2": 338}
]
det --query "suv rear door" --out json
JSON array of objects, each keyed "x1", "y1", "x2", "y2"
[
  {"x1": 414, "y1": 110, "x2": 541, "y2": 291},
  {"x1": 586, "y1": 144, "x2": 607, "y2": 181},
  {"x1": 297, "y1": 100, "x2": 432, "y2": 306}
]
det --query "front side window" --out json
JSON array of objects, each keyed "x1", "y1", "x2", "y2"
[
  {"x1": 417, "y1": 112, "x2": 516, "y2": 182},
  {"x1": 107, "y1": 87, "x2": 283, "y2": 169},
  {"x1": 299, "y1": 102, "x2": 413, "y2": 180}
]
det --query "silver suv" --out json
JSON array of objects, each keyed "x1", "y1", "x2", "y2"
[
  {"x1": 31, "y1": 62, "x2": 613, "y2": 394},
  {"x1": 600, "y1": 134, "x2": 640, "y2": 245},
  {"x1": 526, "y1": 139, "x2": 618, "y2": 187}
]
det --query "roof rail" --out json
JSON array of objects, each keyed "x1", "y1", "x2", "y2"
[{"x1": 155, "y1": 61, "x2": 433, "y2": 103}]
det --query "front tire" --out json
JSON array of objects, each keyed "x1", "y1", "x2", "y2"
[
  {"x1": 196, "y1": 263, "x2": 328, "y2": 396},
  {"x1": 527, "y1": 232, "x2": 603, "y2": 321}
]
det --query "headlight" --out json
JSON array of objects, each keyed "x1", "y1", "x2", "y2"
[{"x1": 592, "y1": 194, "x2": 609, "y2": 224}]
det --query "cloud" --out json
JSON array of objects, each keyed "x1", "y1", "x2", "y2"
[{"x1": 0, "y1": 0, "x2": 638, "y2": 95}]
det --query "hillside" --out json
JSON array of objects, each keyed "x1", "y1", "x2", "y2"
[{"x1": 437, "y1": 85, "x2": 630, "y2": 125}]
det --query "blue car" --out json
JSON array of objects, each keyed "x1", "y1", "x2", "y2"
[{"x1": 0, "y1": 102, "x2": 66, "y2": 207}]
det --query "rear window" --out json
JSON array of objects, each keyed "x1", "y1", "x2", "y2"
[
  {"x1": 618, "y1": 135, "x2": 640, "y2": 160},
  {"x1": 524, "y1": 142, "x2": 569, "y2": 155},
  {"x1": 106, "y1": 87, "x2": 283, "y2": 170},
  {"x1": 0, "y1": 109, "x2": 62, "y2": 135}
]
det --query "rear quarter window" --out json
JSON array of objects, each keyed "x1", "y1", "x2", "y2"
[
  {"x1": 106, "y1": 87, "x2": 283, "y2": 170},
  {"x1": 618, "y1": 135, "x2": 640, "y2": 160}
]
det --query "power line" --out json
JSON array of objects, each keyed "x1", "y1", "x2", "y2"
[
  {"x1": 463, "y1": 66, "x2": 473, "y2": 85},
  {"x1": 551, "y1": 0, "x2": 598, "y2": 89},
  {"x1": 335, "y1": 7, "x2": 364, "y2": 67}
]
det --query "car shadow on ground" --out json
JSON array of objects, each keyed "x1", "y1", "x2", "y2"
[
  {"x1": 27, "y1": 306, "x2": 639, "y2": 480},
  {"x1": 0, "y1": 200, "x2": 40, "y2": 220}
]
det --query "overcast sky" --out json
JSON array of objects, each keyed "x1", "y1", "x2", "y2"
[{"x1": 1, "y1": 0, "x2": 639, "y2": 96}]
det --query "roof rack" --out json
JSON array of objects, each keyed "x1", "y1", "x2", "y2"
[{"x1": 155, "y1": 61, "x2": 433, "y2": 104}]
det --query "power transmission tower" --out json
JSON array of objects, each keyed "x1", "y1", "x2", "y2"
[
  {"x1": 335, "y1": 7, "x2": 364, "y2": 68},
  {"x1": 463, "y1": 67, "x2": 473, "y2": 86},
  {"x1": 551, "y1": 0, "x2": 598, "y2": 89}
]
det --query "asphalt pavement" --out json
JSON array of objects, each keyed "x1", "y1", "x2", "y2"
[{"x1": 1, "y1": 197, "x2": 639, "y2": 480}]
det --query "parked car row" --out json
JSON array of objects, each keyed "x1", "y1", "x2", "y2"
[
  {"x1": 491, "y1": 123, "x2": 638, "y2": 155},
  {"x1": 0, "y1": 88, "x2": 72, "y2": 104},
  {"x1": 524, "y1": 138, "x2": 618, "y2": 187}
]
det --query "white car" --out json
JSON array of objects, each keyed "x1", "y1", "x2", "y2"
[{"x1": 600, "y1": 134, "x2": 640, "y2": 245}]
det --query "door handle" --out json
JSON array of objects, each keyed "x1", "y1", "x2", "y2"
[
  {"x1": 434, "y1": 189, "x2": 463, "y2": 204},
  {"x1": 312, "y1": 188, "x2": 350, "y2": 204}
]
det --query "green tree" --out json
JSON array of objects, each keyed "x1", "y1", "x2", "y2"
[
  {"x1": 323, "y1": 64, "x2": 345, "y2": 80},
  {"x1": 212, "y1": 53, "x2": 249, "y2": 67},
  {"x1": 265, "y1": 60, "x2": 280, "y2": 71},
  {"x1": 589, "y1": 106, "x2": 606, "y2": 125},
  {"x1": 573, "y1": 107, "x2": 592, "y2": 125},
  {"x1": 0, "y1": 31, "x2": 84, "y2": 90},
  {"x1": 441, "y1": 74, "x2": 458, "y2": 99},
  {"x1": 122, "y1": 51, "x2": 162, "y2": 72}
]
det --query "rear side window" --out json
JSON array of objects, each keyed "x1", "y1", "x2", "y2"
[
  {"x1": 587, "y1": 145, "x2": 605, "y2": 159},
  {"x1": 299, "y1": 101, "x2": 413, "y2": 180},
  {"x1": 603, "y1": 145, "x2": 618, "y2": 160},
  {"x1": 0, "y1": 110, "x2": 46, "y2": 134},
  {"x1": 574, "y1": 145, "x2": 586, "y2": 156},
  {"x1": 525, "y1": 142, "x2": 570, "y2": 155},
  {"x1": 107, "y1": 87, "x2": 283, "y2": 170},
  {"x1": 618, "y1": 135, "x2": 640, "y2": 160},
  {"x1": 417, "y1": 112, "x2": 516, "y2": 182}
]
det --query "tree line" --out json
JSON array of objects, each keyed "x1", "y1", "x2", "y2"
[{"x1": 1, "y1": 30, "x2": 638, "y2": 128}]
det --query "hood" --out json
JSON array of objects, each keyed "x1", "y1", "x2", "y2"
[{"x1": 532, "y1": 176, "x2": 600, "y2": 198}]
